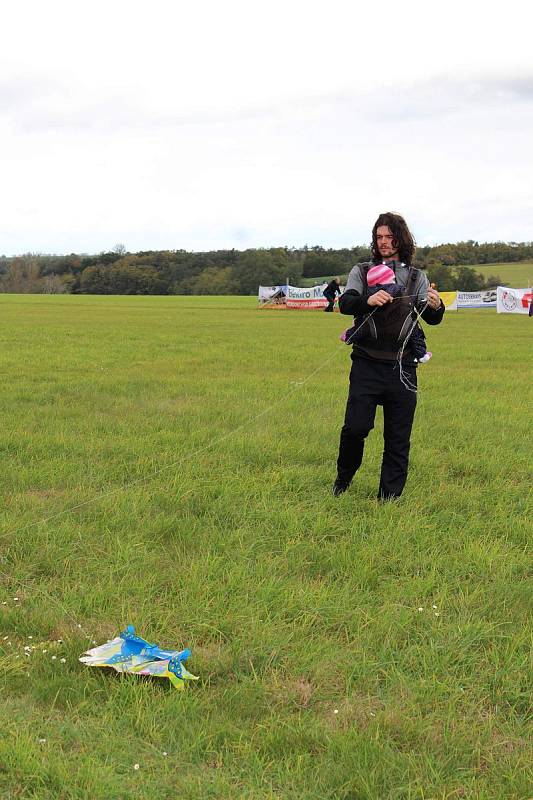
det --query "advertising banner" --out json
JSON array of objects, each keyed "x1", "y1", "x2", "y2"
[
  {"x1": 496, "y1": 286, "x2": 533, "y2": 314},
  {"x1": 439, "y1": 291, "x2": 458, "y2": 310},
  {"x1": 286, "y1": 283, "x2": 329, "y2": 309},
  {"x1": 456, "y1": 290, "x2": 497, "y2": 308}
]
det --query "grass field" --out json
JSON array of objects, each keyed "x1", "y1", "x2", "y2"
[
  {"x1": 1, "y1": 295, "x2": 531, "y2": 799},
  {"x1": 461, "y1": 262, "x2": 533, "y2": 289},
  {"x1": 303, "y1": 261, "x2": 533, "y2": 289}
]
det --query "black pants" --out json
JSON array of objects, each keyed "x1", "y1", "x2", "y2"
[
  {"x1": 336, "y1": 358, "x2": 417, "y2": 498},
  {"x1": 323, "y1": 294, "x2": 335, "y2": 312}
]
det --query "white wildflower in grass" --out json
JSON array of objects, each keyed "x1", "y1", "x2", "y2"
[
  {"x1": 38, "y1": 739, "x2": 46, "y2": 744},
  {"x1": 133, "y1": 764, "x2": 140, "y2": 771},
  {"x1": 51, "y1": 655, "x2": 57, "y2": 660},
  {"x1": 417, "y1": 607, "x2": 423, "y2": 612},
  {"x1": 333, "y1": 709, "x2": 339, "y2": 714},
  {"x1": 162, "y1": 752, "x2": 168, "y2": 757},
  {"x1": 60, "y1": 658, "x2": 66, "y2": 663},
  {"x1": 432, "y1": 604, "x2": 438, "y2": 609}
]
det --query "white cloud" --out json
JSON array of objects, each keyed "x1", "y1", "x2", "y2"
[{"x1": 1, "y1": 0, "x2": 532, "y2": 253}]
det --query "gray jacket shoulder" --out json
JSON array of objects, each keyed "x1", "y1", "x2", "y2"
[
  {"x1": 413, "y1": 268, "x2": 429, "y2": 298},
  {"x1": 345, "y1": 262, "x2": 372, "y2": 293}
]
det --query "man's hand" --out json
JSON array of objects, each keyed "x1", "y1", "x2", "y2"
[
  {"x1": 367, "y1": 290, "x2": 393, "y2": 307},
  {"x1": 427, "y1": 287, "x2": 441, "y2": 310}
]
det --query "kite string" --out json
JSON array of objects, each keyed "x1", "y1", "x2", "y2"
[
  {"x1": 2, "y1": 297, "x2": 431, "y2": 540},
  {"x1": 1, "y1": 309, "x2": 384, "y2": 636},
  {"x1": 1, "y1": 301, "x2": 427, "y2": 636},
  {"x1": 396, "y1": 300, "x2": 430, "y2": 393},
  {"x1": 1, "y1": 309, "x2": 381, "y2": 541}
]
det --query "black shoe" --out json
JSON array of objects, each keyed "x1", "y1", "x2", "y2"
[{"x1": 332, "y1": 479, "x2": 351, "y2": 497}]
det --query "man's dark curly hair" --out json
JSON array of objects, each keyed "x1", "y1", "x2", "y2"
[{"x1": 371, "y1": 212, "x2": 416, "y2": 265}]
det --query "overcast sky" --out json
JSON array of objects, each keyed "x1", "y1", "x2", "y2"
[{"x1": 1, "y1": 0, "x2": 532, "y2": 255}]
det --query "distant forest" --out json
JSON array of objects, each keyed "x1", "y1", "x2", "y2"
[{"x1": 1, "y1": 241, "x2": 532, "y2": 295}]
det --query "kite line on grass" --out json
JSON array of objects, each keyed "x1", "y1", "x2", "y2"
[
  {"x1": 2, "y1": 294, "x2": 427, "y2": 540},
  {"x1": 2, "y1": 308, "x2": 381, "y2": 540},
  {"x1": 1, "y1": 299, "x2": 428, "y2": 646}
]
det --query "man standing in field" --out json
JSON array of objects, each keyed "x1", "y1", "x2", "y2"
[
  {"x1": 332, "y1": 212, "x2": 444, "y2": 500},
  {"x1": 323, "y1": 277, "x2": 342, "y2": 312}
]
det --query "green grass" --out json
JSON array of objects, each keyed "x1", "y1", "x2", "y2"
[
  {"x1": 1, "y1": 295, "x2": 532, "y2": 799},
  {"x1": 460, "y1": 262, "x2": 533, "y2": 288}
]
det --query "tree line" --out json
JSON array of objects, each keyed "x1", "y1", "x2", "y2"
[{"x1": 1, "y1": 240, "x2": 531, "y2": 295}]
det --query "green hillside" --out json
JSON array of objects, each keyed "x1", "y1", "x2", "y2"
[{"x1": 465, "y1": 261, "x2": 533, "y2": 288}]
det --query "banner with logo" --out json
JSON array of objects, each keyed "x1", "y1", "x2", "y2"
[
  {"x1": 440, "y1": 291, "x2": 458, "y2": 310},
  {"x1": 286, "y1": 283, "x2": 329, "y2": 309},
  {"x1": 496, "y1": 286, "x2": 533, "y2": 314},
  {"x1": 456, "y1": 290, "x2": 497, "y2": 308}
]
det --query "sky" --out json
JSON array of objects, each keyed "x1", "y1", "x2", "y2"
[{"x1": 1, "y1": 0, "x2": 532, "y2": 255}]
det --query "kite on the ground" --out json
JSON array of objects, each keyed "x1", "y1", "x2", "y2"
[{"x1": 79, "y1": 625, "x2": 198, "y2": 689}]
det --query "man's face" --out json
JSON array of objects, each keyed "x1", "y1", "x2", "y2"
[{"x1": 376, "y1": 225, "x2": 399, "y2": 260}]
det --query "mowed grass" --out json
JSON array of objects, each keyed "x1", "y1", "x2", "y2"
[
  {"x1": 1, "y1": 294, "x2": 531, "y2": 800},
  {"x1": 458, "y1": 262, "x2": 533, "y2": 289}
]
